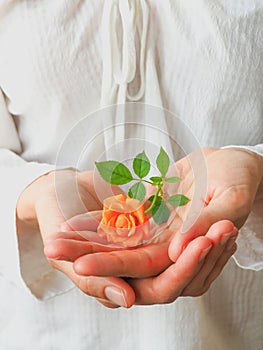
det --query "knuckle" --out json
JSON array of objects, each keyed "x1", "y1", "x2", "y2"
[
  {"x1": 153, "y1": 289, "x2": 179, "y2": 305},
  {"x1": 76, "y1": 276, "x2": 93, "y2": 296},
  {"x1": 182, "y1": 285, "x2": 209, "y2": 297},
  {"x1": 163, "y1": 293, "x2": 177, "y2": 304},
  {"x1": 203, "y1": 276, "x2": 216, "y2": 292},
  {"x1": 140, "y1": 250, "x2": 155, "y2": 271},
  {"x1": 161, "y1": 295, "x2": 178, "y2": 305},
  {"x1": 109, "y1": 252, "x2": 127, "y2": 274}
]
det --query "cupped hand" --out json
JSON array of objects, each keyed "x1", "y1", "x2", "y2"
[
  {"x1": 17, "y1": 169, "x2": 136, "y2": 308},
  {"x1": 43, "y1": 147, "x2": 263, "y2": 307},
  {"x1": 168, "y1": 147, "x2": 263, "y2": 261},
  {"x1": 47, "y1": 216, "x2": 238, "y2": 305}
]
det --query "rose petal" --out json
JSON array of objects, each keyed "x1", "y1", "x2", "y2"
[
  {"x1": 115, "y1": 214, "x2": 131, "y2": 229},
  {"x1": 99, "y1": 194, "x2": 151, "y2": 246},
  {"x1": 107, "y1": 215, "x2": 118, "y2": 227}
]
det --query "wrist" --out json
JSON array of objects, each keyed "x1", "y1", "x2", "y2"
[
  {"x1": 16, "y1": 171, "x2": 55, "y2": 233},
  {"x1": 242, "y1": 148, "x2": 263, "y2": 184},
  {"x1": 234, "y1": 148, "x2": 263, "y2": 200},
  {"x1": 255, "y1": 153, "x2": 263, "y2": 199},
  {"x1": 226, "y1": 147, "x2": 263, "y2": 180}
]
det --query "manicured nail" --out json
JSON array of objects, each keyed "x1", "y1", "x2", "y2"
[
  {"x1": 220, "y1": 231, "x2": 233, "y2": 245},
  {"x1": 104, "y1": 286, "x2": 127, "y2": 308},
  {"x1": 199, "y1": 245, "x2": 212, "y2": 262}
]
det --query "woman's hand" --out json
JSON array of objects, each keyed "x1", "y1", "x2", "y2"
[
  {"x1": 50, "y1": 218, "x2": 237, "y2": 305},
  {"x1": 16, "y1": 169, "x2": 136, "y2": 308},
  {"x1": 168, "y1": 147, "x2": 263, "y2": 261},
  {"x1": 44, "y1": 147, "x2": 263, "y2": 307}
]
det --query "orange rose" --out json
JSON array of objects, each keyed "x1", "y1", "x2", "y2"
[{"x1": 98, "y1": 194, "x2": 152, "y2": 247}]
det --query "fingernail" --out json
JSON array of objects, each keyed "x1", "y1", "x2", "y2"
[
  {"x1": 104, "y1": 286, "x2": 127, "y2": 308},
  {"x1": 199, "y1": 245, "x2": 212, "y2": 262},
  {"x1": 220, "y1": 231, "x2": 233, "y2": 245}
]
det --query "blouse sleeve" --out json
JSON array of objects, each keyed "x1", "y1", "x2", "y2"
[
  {"x1": 0, "y1": 89, "x2": 74, "y2": 299},
  {"x1": 223, "y1": 144, "x2": 263, "y2": 272}
]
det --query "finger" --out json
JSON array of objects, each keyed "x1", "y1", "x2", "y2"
[
  {"x1": 35, "y1": 194, "x2": 99, "y2": 240},
  {"x1": 169, "y1": 182, "x2": 249, "y2": 262},
  {"x1": 203, "y1": 241, "x2": 237, "y2": 289},
  {"x1": 193, "y1": 226, "x2": 237, "y2": 281},
  {"x1": 73, "y1": 242, "x2": 171, "y2": 278},
  {"x1": 44, "y1": 231, "x2": 88, "y2": 242},
  {"x1": 205, "y1": 221, "x2": 237, "y2": 245},
  {"x1": 44, "y1": 229, "x2": 111, "y2": 246},
  {"x1": 49, "y1": 260, "x2": 135, "y2": 308},
  {"x1": 44, "y1": 237, "x2": 120, "y2": 261},
  {"x1": 168, "y1": 206, "x2": 234, "y2": 261},
  {"x1": 60, "y1": 211, "x2": 102, "y2": 231},
  {"x1": 95, "y1": 298, "x2": 120, "y2": 309},
  {"x1": 181, "y1": 229, "x2": 238, "y2": 296},
  {"x1": 182, "y1": 242, "x2": 237, "y2": 297},
  {"x1": 128, "y1": 237, "x2": 212, "y2": 305}
]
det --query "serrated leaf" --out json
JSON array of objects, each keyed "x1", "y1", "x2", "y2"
[
  {"x1": 152, "y1": 201, "x2": 170, "y2": 224},
  {"x1": 150, "y1": 176, "x2": 162, "y2": 183},
  {"x1": 165, "y1": 176, "x2": 181, "y2": 183},
  {"x1": 133, "y1": 151, "x2": 151, "y2": 178},
  {"x1": 167, "y1": 194, "x2": 190, "y2": 206},
  {"x1": 128, "y1": 182, "x2": 146, "y2": 201},
  {"x1": 95, "y1": 161, "x2": 133, "y2": 185},
  {"x1": 156, "y1": 147, "x2": 170, "y2": 177}
]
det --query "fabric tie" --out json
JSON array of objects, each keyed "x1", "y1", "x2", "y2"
[
  {"x1": 101, "y1": 0, "x2": 149, "y2": 106},
  {"x1": 100, "y1": 0, "x2": 149, "y2": 155}
]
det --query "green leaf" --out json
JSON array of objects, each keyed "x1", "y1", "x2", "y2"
[
  {"x1": 95, "y1": 161, "x2": 133, "y2": 185},
  {"x1": 150, "y1": 176, "x2": 163, "y2": 183},
  {"x1": 165, "y1": 176, "x2": 181, "y2": 183},
  {"x1": 152, "y1": 201, "x2": 170, "y2": 224},
  {"x1": 128, "y1": 182, "x2": 146, "y2": 201},
  {"x1": 148, "y1": 195, "x2": 162, "y2": 203},
  {"x1": 167, "y1": 194, "x2": 190, "y2": 206},
  {"x1": 156, "y1": 147, "x2": 170, "y2": 177},
  {"x1": 133, "y1": 151, "x2": 151, "y2": 178}
]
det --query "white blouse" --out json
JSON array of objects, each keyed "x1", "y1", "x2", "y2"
[{"x1": 0, "y1": 1, "x2": 263, "y2": 349}]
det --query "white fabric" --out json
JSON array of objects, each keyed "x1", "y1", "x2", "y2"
[{"x1": 0, "y1": 0, "x2": 263, "y2": 349}]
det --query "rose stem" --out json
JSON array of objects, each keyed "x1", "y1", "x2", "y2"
[{"x1": 144, "y1": 183, "x2": 162, "y2": 214}]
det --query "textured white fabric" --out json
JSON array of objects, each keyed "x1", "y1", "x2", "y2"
[{"x1": 0, "y1": 0, "x2": 263, "y2": 349}]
